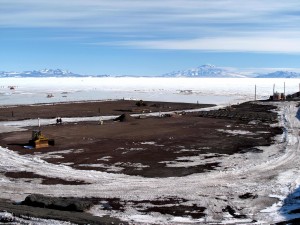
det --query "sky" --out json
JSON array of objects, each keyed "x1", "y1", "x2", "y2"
[{"x1": 1, "y1": 0, "x2": 300, "y2": 76}]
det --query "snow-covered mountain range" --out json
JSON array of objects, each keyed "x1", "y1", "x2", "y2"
[
  {"x1": 162, "y1": 64, "x2": 248, "y2": 78},
  {"x1": 0, "y1": 69, "x2": 76, "y2": 77},
  {"x1": 1, "y1": 65, "x2": 300, "y2": 78},
  {"x1": 256, "y1": 71, "x2": 300, "y2": 78},
  {"x1": 163, "y1": 65, "x2": 300, "y2": 78},
  {"x1": 0, "y1": 69, "x2": 109, "y2": 78}
]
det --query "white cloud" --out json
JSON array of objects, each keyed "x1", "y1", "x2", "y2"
[
  {"x1": 2, "y1": 0, "x2": 300, "y2": 54},
  {"x1": 1, "y1": 0, "x2": 299, "y2": 29},
  {"x1": 119, "y1": 36, "x2": 300, "y2": 53}
]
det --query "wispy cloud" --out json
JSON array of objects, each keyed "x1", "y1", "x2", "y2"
[
  {"x1": 2, "y1": 0, "x2": 300, "y2": 53},
  {"x1": 118, "y1": 36, "x2": 300, "y2": 53}
]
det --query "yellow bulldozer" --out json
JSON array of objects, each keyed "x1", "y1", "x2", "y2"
[{"x1": 29, "y1": 130, "x2": 55, "y2": 149}]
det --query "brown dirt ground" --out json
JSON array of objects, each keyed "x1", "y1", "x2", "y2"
[
  {"x1": 0, "y1": 198, "x2": 127, "y2": 225},
  {"x1": 0, "y1": 100, "x2": 212, "y2": 121},
  {"x1": 0, "y1": 100, "x2": 283, "y2": 224},
  {"x1": 0, "y1": 100, "x2": 282, "y2": 179}
]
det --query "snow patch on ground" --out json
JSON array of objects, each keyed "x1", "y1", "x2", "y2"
[
  {"x1": 217, "y1": 129, "x2": 255, "y2": 135},
  {"x1": 78, "y1": 163, "x2": 124, "y2": 172},
  {"x1": 78, "y1": 161, "x2": 149, "y2": 172},
  {"x1": 97, "y1": 156, "x2": 112, "y2": 161},
  {"x1": 114, "y1": 162, "x2": 150, "y2": 169},
  {"x1": 140, "y1": 141, "x2": 156, "y2": 145},
  {"x1": 175, "y1": 147, "x2": 212, "y2": 153},
  {"x1": 0, "y1": 125, "x2": 27, "y2": 133},
  {"x1": 35, "y1": 149, "x2": 84, "y2": 160},
  {"x1": 0, "y1": 116, "x2": 118, "y2": 130},
  {"x1": 0, "y1": 211, "x2": 74, "y2": 225},
  {"x1": 160, "y1": 153, "x2": 225, "y2": 168}
]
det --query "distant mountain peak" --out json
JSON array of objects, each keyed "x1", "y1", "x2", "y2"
[
  {"x1": 1, "y1": 66, "x2": 300, "y2": 78},
  {"x1": 256, "y1": 70, "x2": 300, "y2": 78},
  {"x1": 198, "y1": 64, "x2": 216, "y2": 68},
  {"x1": 39, "y1": 68, "x2": 74, "y2": 75},
  {"x1": 0, "y1": 69, "x2": 111, "y2": 77},
  {"x1": 163, "y1": 64, "x2": 247, "y2": 78}
]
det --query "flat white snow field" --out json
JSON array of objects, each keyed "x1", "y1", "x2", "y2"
[{"x1": 0, "y1": 77, "x2": 299, "y2": 105}]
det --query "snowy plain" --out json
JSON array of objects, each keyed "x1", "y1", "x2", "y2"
[
  {"x1": 1, "y1": 77, "x2": 300, "y2": 224},
  {"x1": 0, "y1": 77, "x2": 299, "y2": 105}
]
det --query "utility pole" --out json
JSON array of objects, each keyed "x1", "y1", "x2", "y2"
[
  {"x1": 284, "y1": 82, "x2": 286, "y2": 100},
  {"x1": 255, "y1": 85, "x2": 257, "y2": 101},
  {"x1": 38, "y1": 118, "x2": 41, "y2": 130}
]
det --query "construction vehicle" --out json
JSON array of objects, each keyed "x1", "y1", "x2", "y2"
[
  {"x1": 29, "y1": 130, "x2": 55, "y2": 149},
  {"x1": 27, "y1": 118, "x2": 55, "y2": 149}
]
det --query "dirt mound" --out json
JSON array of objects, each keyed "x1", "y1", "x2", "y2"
[
  {"x1": 21, "y1": 194, "x2": 93, "y2": 212},
  {"x1": 113, "y1": 113, "x2": 135, "y2": 122}
]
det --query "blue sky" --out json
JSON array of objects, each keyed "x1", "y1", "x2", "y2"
[{"x1": 1, "y1": 0, "x2": 300, "y2": 75}]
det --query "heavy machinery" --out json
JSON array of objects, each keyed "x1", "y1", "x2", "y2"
[
  {"x1": 29, "y1": 130, "x2": 54, "y2": 149},
  {"x1": 27, "y1": 118, "x2": 55, "y2": 149}
]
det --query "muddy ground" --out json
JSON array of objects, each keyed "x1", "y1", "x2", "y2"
[
  {"x1": 0, "y1": 100, "x2": 210, "y2": 121},
  {"x1": 0, "y1": 100, "x2": 283, "y2": 224},
  {"x1": 0, "y1": 100, "x2": 282, "y2": 178}
]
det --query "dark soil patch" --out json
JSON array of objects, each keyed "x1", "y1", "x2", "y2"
[
  {"x1": 4, "y1": 171, "x2": 89, "y2": 185},
  {"x1": 12, "y1": 195, "x2": 204, "y2": 222},
  {"x1": 276, "y1": 218, "x2": 300, "y2": 225},
  {"x1": 121, "y1": 197, "x2": 204, "y2": 219},
  {"x1": 142, "y1": 203, "x2": 205, "y2": 219},
  {"x1": 0, "y1": 100, "x2": 210, "y2": 121},
  {"x1": 239, "y1": 147, "x2": 264, "y2": 153},
  {"x1": 0, "y1": 101, "x2": 283, "y2": 178},
  {"x1": 288, "y1": 208, "x2": 300, "y2": 214},
  {"x1": 21, "y1": 194, "x2": 94, "y2": 212},
  {"x1": 239, "y1": 192, "x2": 258, "y2": 199},
  {"x1": 198, "y1": 101, "x2": 278, "y2": 123},
  {"x1": 132, "y1": 196, "x2": 188, "y2": 206},
  {"x1": 222, "y1": 205, "x2": 247, "y2": 219},
  {"x1": 0, "y1": 198, "x2": 127, "y2": 225},
  {"x1": 113, "y1": 113, "x2": 135, "y2": 122}
]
